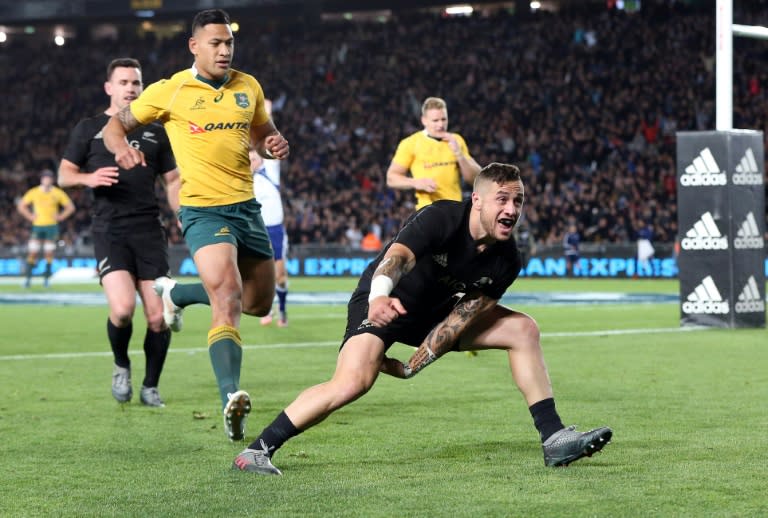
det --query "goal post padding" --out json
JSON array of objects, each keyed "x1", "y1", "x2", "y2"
[{"x1": 676, "y1": 130, "x2": 765, "y2": 328}]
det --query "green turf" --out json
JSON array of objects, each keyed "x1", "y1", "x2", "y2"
[{"x1": 0, "y1": 279, "x2": 766, "y2": 517}]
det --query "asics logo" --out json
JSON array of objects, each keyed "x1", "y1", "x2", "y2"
[
  {"x1": 682, "y1": 275, "x2": 729, "y2": 315},
  {"x1": 680, "y1": 212, "x2": 728, "y2": 250},
  {"x1": 214, "y1": 226, "x2": 231, "y2": 237},
  {"x1": 735, "y1": 276, "x2": 765, "y2": 314},
  {"x1": 680, "y1": 148, "x2": 727, "y2": 186}
]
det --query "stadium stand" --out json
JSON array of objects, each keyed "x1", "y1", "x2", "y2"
[{"x1": 0, "y1": 2, "x2": 766, "y2": 252}]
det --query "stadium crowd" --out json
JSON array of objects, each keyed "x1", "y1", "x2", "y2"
[{"x1": 1, "y1": 2, "x2": 766, "y2": 251}]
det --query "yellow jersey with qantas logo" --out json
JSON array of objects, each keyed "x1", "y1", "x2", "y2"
[
  {"x1": 129, "y1": 67, "x2": 269, "y2": 207},
  {"x1": 21, "y1": 186, "x2": 72, "y2": 226},
  {"x1": 391, "y1": 130, "x2": 470, "y2": 210}
]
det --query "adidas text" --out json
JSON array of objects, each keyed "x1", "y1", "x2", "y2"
[
  {"x1": 680, "y1": 173, "x2": 727, "y2": 186},
  {"x1": 682, "y1": 300, "x2": 729, "y2": 314},
  {"x1": 732, "y1": 173, "x2": 762, "y2": 185},
  {"x1": 734, "y1": 236, "x2": 764, "y2": 249},
  {"x1": 681, "y1": 236, "x2": 728, "y2": 250},
  {"x1": 735, "y1": 300, "x2": 765, "y2": 313}
]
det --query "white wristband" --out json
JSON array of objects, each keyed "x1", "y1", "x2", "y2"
[{"x1": 368, "y1": 275, "x2": 394, "y2": 303}]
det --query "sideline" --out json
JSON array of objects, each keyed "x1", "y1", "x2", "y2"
[
  {"x1": 0, "y1": 291, "x2": 680, "y2": 306},
  {"x1": 0, "y1": 326, "x2": 710, "y2": 362}
]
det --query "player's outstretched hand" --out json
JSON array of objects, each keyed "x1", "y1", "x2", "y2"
[{"x1": 368, "y1": 296, "x2": 407, "y2": 327}]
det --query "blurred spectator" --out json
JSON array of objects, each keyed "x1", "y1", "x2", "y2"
[
  {"x1": 360, "y1": 226, "x2": 383, "y2": 252},
  {"x1": 1, "y1": 3, "x2": 767, "y2": 251}
]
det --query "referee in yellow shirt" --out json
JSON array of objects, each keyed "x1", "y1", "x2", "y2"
[{"x1": 16, "y1": 170, "x2": 75, "y2": 288}]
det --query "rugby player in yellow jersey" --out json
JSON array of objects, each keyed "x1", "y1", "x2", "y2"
[
  {"x1": 102, "y1": 8, "x2": 289, "y2": 442},
  {"x1": 387, "y1": 97, "x2": 483, "y2": 359},
  {"x1": 16, "y1": 170, "x2": 76, "y2": 288},
  {"x1": 386, "y1": 97, "x2": 482, "y2": 210}
]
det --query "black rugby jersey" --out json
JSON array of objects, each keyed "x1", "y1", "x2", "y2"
[
  {"x1": 358, "y1": 200, "x2": 522, "y2": 313},
  {"x1": 62, "y1": 113, "x2": 176, "y2": 232}
]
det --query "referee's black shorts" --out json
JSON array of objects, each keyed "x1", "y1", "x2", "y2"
[{"x1": 92, "y1": 225, "x2": 170, "y2": 281}]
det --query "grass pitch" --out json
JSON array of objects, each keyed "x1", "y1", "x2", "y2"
[{"x1": 0, "y1": 278, "x2": 765, "y2": 517}]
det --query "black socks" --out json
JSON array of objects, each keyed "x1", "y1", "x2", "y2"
[{"x1": 529, "y1": 398, "x2": 565, "y2": 443}]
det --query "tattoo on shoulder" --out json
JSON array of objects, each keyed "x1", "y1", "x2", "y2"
[{"x1": 117, "y1": 106, "x2": 140, "y2": 132}]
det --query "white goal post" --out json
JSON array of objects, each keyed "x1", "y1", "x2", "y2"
[{"x1": 715, "y1": 0, "x2": 768, "y2": 130}]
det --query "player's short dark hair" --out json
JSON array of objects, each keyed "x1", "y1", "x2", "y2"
[
  {"x1": 476, "y1": 162, "x2": 522, "y2": 188},
  {"x1": 192, "y1": 9, "x2": 231, "y2": 33},
  {"x1": 106, "y1": 58, "x2": 140, "y2": 81}
]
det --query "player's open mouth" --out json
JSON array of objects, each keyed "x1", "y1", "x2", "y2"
[{"x1": 498, "y1": 218, "x2": 515, "y2": 229}]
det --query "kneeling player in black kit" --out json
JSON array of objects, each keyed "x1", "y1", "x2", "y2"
[{"x1": 233, "y1": 162, "x2": 612, "y2": 474}]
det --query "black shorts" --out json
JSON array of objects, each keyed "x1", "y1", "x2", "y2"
[
  {"x1": 342, "y1": 290, "x2": 456, "y2": 351},
  {"x1": 92, "y1": 225, "x2": 170, "y2": 281}
]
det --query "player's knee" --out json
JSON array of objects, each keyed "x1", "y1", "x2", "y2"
[
  {"x1": 517, "y1": 315, "x2": 541, "y2": 349},
  {"x1": 110, "y1": 309, "x2": 134, "y2": 327},
  {"x1": 501, "y1": 314, "x2": 541, "y2": 351},
  {"x1": 145, "y1": 311, "x2": 165, "y2": 332},
  {"x1": 333, "y1": 378, "x2": 372, "y2": 406},
  {"x1": 27, "y1": 240, "x2": 41, "y2": 254},
  {"x1": 109, "y1": 299, "x2": 136, "y2": 326},
  {"x1": 241, "y1": 290, "x2": 273, "y2": 316},
  {"x1": 242, "y1": 298, "x2": 271, "y2": 317}
]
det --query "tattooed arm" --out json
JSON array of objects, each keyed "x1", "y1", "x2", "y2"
[
  {"x1": 380, "y1": 291, "x2": 498, "y2": 379},
  {"x1": 366, "y1": 243, "x2": 416, "y2": 327},
  {"x1": 103, "y1": 105, "x2": 146, "y2": 169}
]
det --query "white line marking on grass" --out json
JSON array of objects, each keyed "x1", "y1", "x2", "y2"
[
  {"x1": 0, "y1": 327, "x2": 711, "y2": 362},
  {"x1": 543, "y1": 326, "x2": 710, "y2": 338}
]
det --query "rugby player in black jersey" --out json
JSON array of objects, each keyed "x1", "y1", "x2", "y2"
[
  {"x1": 58, "y1": 58, "x2": 180, "y2": 407},
  {"x1": 233, "y1": 163, "x2": 612, "y2": 474}
]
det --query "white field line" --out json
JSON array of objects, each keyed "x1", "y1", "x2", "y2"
[{"x1": 0, "y1": 326, "x2": 711, "y2": 362}]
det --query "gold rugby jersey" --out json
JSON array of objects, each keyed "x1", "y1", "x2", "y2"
[
  {"x1": 130, "y1": 67, "x2": 269, "y2": 207},
  {"x1": 21, "y1": 186, "x2": 72, "y2": 226},
  {"x1": 391, "y1": 131, "x2": 470, "y2": 210}
]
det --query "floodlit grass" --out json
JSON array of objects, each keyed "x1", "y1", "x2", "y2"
[{"x1": 0, "y1": 278, "x2": 766, "y2": 517}]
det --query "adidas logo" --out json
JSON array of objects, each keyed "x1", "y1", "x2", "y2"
[
  {"x1": 735, "y1": 275, "x2": 765, "y2": 313},
  {"x1": 680, "y1": 147, "x2": 727, "y2": 186},
  {"x1": 682, "y1": 275, "x2": 729, "y2": 315},
  {"x1": 680, "y1": 211, "x2": 728, "y2": 250},
  {"x1": 734, "y1": 212, "x2": 764, "y2": 249},
  {"x1": 732, "y1": 148, "x2": 763, "y2": 185},
  {"x1": 432, "y1": 253, "x2": 448, "y2": 267}
]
